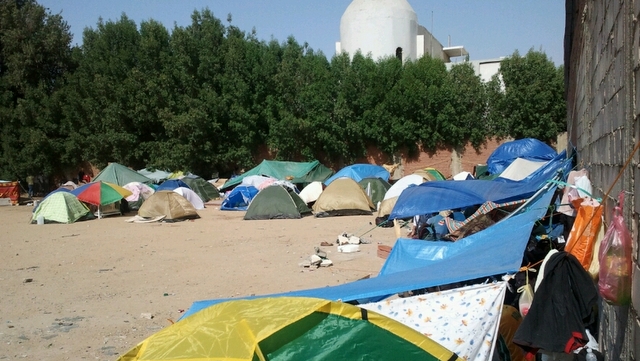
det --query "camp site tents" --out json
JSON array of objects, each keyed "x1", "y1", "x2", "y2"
[
  {"x1": 244, "y1": 185, "x2": 311, "y2": 220},
  {"x1": 413, "y1": 167, "x2": 446, "y2": 181},
  {"x1": 182, "y1": 180, "x2": 558, "y2": 315},
  {"x1": 220, "y1": 160, "x2": 333, "y2": 192},
  {"x1": 377, "y1": 174, "x2": 426, "y2": 218},
  {"x1": 220, "y1": 185, "x2": 258, "y2": 211},
  {"x1": 155, "y1": 179, "x2": 190, "y2": 192},
  {"x1": 323, "y1": 164, "x2": 389, "y2": 185},
  {"x1": 123, "y1": 182, "x2": 155, "y2": 210},
  {"x1": 138, "y1": 190, "x2": 199, "y2": 221},
  {"x1": 298, "y1": 181, "x2": 324, "y2": 204},
  {"x1": 118, "y1": 297, "x2": 460, "y2": 361},
  {"x1": 389, "y1": 151, "x2": 572, "y2": 221},
  {"x1": 312, "y1": 177, "x2": 375, "y2": 217},
  {"x1": 31, "y1": 192, "x2": 93, "y2": 224},
  {"x1": 358, "y1": 177, "x2": 391, "y2": 206},
  {"x1": 486, "y1": 138, "x2": 557, "y2": 175},
  {"x1": 173, "y1": 187, "x2": 205, "y2": 210},
  {"x1": 137, "y1": 168, "x2": 171, "y2": 183},
  {"x1": 92, "y1": 162, "x2": 153, "y2": 186},
  {"x1": 240, "y1": 175, "x2": 277, "y2": 189},
  {"x1": 180, "y1": 175, "x2": 220, "y2": 202}
]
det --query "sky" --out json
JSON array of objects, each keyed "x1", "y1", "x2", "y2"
[{"x1": 38, "y1": 0, "x2": 565, "y2": 65}]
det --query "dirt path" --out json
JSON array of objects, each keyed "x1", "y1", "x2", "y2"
[{"x1": 0, "y1": 204, "x2": 399, "y2": 360}]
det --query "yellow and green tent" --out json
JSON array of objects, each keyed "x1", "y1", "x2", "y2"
[{"x1": 119, "y1": 297, "x2": 460, "y2": 361}]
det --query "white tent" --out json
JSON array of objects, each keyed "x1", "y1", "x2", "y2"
[
  {"x1": 298, "y1": 181, "x2": 324, "y2": 204},
  {"x1": 383, "y1": 174, "x2": 425, "y2": 200},
  {"x1": 173, "y1": 187, "x2": 205, "y2": 210}
]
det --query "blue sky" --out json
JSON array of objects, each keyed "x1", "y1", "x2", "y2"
[{"x1": 39, "y1": 0, "x2": 565, "y2": 65}]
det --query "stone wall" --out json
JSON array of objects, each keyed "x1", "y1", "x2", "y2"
[{"x1": 565, "y1": 0, "x2": 639, "y2": 359}]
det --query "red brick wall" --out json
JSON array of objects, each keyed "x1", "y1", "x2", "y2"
[{"x1": 359, "y1": 139, "x2": 505, "y2": 179}]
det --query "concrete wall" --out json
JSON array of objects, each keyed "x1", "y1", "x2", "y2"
[{"x1": 565, "y1": 0, "x2": 639, "y2": 359}]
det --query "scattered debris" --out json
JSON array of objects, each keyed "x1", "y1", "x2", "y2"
[
  {"x1": 320, "y1": 241, "x2": 333, "y2": 246},
  {"x1": 337, "y1": 244, "x2": 360, "y2": 253},
  {"x1": 23, "y1": 278, "x2": 33, "y2": 283},
  {"x1": 140, "y1": 313, "x2": 154, "y2": 320},
  {"x1": 320, "y1": 259, "x2": 333, "y2": 267}
]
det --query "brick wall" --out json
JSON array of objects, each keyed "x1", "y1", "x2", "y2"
[{"x1": 565, "y1": 0, "x2": 639, "y2": 359}]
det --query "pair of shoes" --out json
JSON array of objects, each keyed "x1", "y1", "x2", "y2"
[{"x1": 320, "y1": 241, "x2": 333, "y2": 246}]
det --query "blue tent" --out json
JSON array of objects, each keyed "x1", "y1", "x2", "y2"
[
  {"x1": 220, "y1": 185, "x2": 258, "y2": 211},
  {"x1": 155, "y1": 179, "x2": 190, "y2": 192},
  {"x1": 180, "y1": 184, "x2": 556, "y2": 319},
  {"x1": 388, "y1": 151, "x2": 571, "y2": 220},
  {"x1": 324, "y1": 164, "x2": 390, "y2": 186},
  {"x1": 487, "y1": 138, "x2": 557, "y2": 175}
]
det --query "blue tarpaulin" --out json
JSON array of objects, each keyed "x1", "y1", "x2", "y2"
[
  {"x1": 180, "y1": 183, "x2": 556, "y2": 319},
  {"x1": 324, "y1": 164, "x2": 390, "y2": 186},
  {"x1": 220, "y1": 185, "x2": 258, "y2": 211},
  {"x1": 487, "y1": 138, "x2": 557, "y2": 175},
  {"x1": 388, "y1": 151, "x2": 571, "y2": 220}
]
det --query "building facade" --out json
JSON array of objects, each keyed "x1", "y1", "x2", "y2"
[{"x1": 335, "y1": 0, "x2": 468, "y2": 63}]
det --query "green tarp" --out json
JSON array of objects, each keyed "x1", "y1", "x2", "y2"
[
  {"x1": 220, "y1": 160, "x2": 333, "y2": 191},
  {"x1": 93, "y1": 163, "x2": 153, "y2": 186}
]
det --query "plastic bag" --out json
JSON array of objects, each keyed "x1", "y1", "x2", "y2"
[
  {"x1": 597, "y1": 192, "x2": 632, "y2": 305},
  {"x1": 518, "y1": 268, "x2": 536, "y2": 316},
  {"x1": 565, "y1": 198, "x2": 603, "y2": 270}
]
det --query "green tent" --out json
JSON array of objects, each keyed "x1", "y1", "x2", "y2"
[
  {"x1": 358, "y1": 177, "x2": 391, "y2": 206},
  {"x1": 93, "y1": 163, "x2": 153, "y2": 186},
  {"x1": 221, "y1": 160, "x2": 333, "y2": 191},
  {"x1": 31, "y1": 192, "x2": 93, "y2": 224},
  {"x1": 181, "y1": 176, "x2": 220, "y2": 202},
  {"x1": 118, "y1": 297, "x2": 461, "y2": 361},
  {"x1": 244, "y1": 185, "x2": 311, "y2": 220}
]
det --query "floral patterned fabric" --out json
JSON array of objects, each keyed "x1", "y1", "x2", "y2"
[{"x1": 362, "y1": 282, "x2": 507, "y2": 361}]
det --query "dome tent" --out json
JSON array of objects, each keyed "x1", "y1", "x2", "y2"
[
  {"x1": 31, "y1": 192, "x2": 93, "y2": 224},
  {"x1": 487, "y1": 138, "x2": 557, "y2": 175},
  {"x1": 313, "y1": 178, "x2": 375, "y2": 217},
  {"x1": 173, "y1": 187, "x2": 205, "y2": 210},
  {"x1": 117, "y1": 297, "x2": 460, "y2": 361},
  {"x1": 180, "y1": 175, "x2": 220, "y2": 202},
  {"x1": 138, "y1": 191, "x2": 199, "y2": 222},
  {"x1": 358, "y1": 177, "x2": 391, "y2": 206},
  {"x1": 244, "y1": 185, "x2": 311, "y2": 220}
]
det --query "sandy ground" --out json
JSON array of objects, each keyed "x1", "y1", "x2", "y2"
[{"x1": 0, "y1": 201, "x2": 400, "y2": 360}]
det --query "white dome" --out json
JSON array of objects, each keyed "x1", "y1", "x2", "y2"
[{"x1": 340, "y1": 0, "x2": 418, "y2": 62}]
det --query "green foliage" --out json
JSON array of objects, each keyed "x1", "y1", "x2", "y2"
[
  {"x1": 0, "y1": 3, "x2": 567, "y2": 181},
  {"x1": 0, "y1": 0, "x2": 73, "y2": 180},
  {"x1": 487, "y1": 49, "x2": 566, "y2": 143}
]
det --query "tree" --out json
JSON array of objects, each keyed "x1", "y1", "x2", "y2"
[
  {"x1": 0, "y1": 0, "x2": 73, "y2": 179},
  {"x1": 440, "y1": 61, "x2": 488, "y2": 149},
  {"x1": 487, "y1": 49, "x2": 566, "y2": 143}
]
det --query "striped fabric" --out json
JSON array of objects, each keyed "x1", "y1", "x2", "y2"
[{"x1": 444, "y1": 200, "x2": 527, "y2": 234}]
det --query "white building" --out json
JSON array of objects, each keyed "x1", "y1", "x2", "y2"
[{"x1": 336, "y1": 0, "x2": 469, "y2": 63}]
